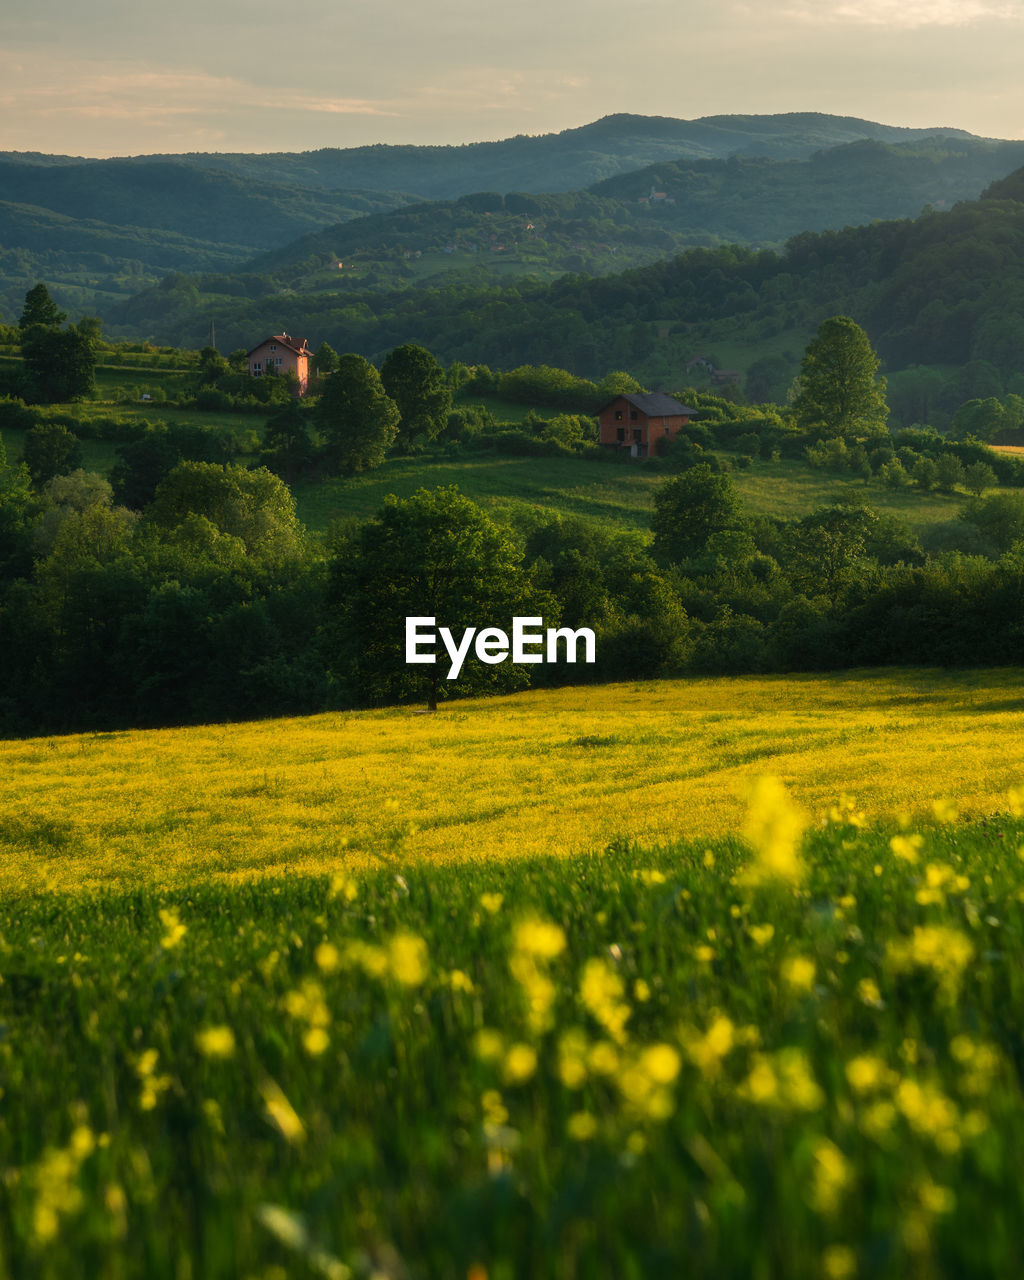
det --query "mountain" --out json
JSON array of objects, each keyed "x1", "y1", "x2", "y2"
[{"x1": 11, "y1": 111, "x2": 988, "y2": 201}]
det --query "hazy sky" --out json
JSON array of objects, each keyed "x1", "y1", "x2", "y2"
[{"x1": 2, "y1": 0, "x2": 1023, "y2": 156}]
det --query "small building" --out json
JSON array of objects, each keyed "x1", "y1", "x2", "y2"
[
  {"x1": 247, "y1": 334, "x2": 313, "y2": 395},
  {"x1": 598, "y1": 392, "x2": 698, "y2": 459}
]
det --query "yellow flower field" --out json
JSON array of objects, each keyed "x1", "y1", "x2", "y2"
[{"x1": 3, "y1": 665, "x2": 1023, "y2": 892}]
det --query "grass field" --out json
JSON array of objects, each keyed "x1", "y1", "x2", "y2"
[
  {"x1": 2, "y1": 669, "x2": 1024, "y2": 1276},
  {"x1": 4, "y1": 668, "x2": 1024, "y2": 895},
  {"x1": 289, "y1": 453, "x2": 969, "y2": 534}
]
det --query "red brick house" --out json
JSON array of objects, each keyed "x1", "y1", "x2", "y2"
[
  {"x1": 598, "y1": 392, "x2": 697, "y2": 458},
  {"x1": 247, "y1": 334, "x2": 313, "y2": 395}
]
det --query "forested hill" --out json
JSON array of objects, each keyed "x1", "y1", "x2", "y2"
[
  {"x1": 0, "y1": 160, "x2": 407, "y2": 249},
  {"x1": 1, "y1": 111, "x2": 988, "y2": 200},
  {"x1": 110, "y1": 168, "x2": 1024, "y2": 393},
  {"x1": 239, "y1": 136, "x2": 1024, "y2": 290}
]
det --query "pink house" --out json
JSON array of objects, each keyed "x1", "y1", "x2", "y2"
[{"x1": 247, "y1": 334, "x2": 313, "y2": 395}]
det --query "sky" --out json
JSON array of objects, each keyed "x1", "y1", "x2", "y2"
[{"x1": 1, "y1": 0, "x2": 1023, "y2": 157}]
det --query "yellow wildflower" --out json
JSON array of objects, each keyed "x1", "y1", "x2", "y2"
[
  {"x1": 857, "y1": 977, "x2": 884, "y2": 1008},
  {"x1": 781, "y1": 955, "x2": 816, "y2": 993},
  {"x1": 388, "y1": 933, "x2": 428, "y2": 986},
  {"x1": 158, "y1": 908, "x2": 186, "y2": 950},
  {"x1": 567, "y1": 1111, "x2": 598, "y2": 1141},
  {"x1": 821, "y1": 1244, "x2": 857, "y2": 1280},
  {"x1": 479, "y1": 892, "x2": 504, "y2": 915},
  {"x1": 741, "y1": 776, "x2": 807, "y2": 886},
  {"x1": 503, "y1": 1043, "x2": 538, "y2": 1085},
  {"x1": 195, "y1": 1026, "x2": 236, "y2": 1060},
  {"x1": 682, "y1": 1014, "x2": 736, "y2": 1078},
  {"x1": 579, "y1": 957, "x2": 631, "y2": 1044},
  {"x1": 314, "y1": 942, "x2": 341, "y2": 973},
  {"x1": 260, "y1": 1079, "x2": 305, "y2": 1145},
  {"x1": 748, "y1": 924, "x2": 775, "y2": 948},
  {"x1": 514, "y1": 919, "x2": 566, "y2": 958},
  {"x1": 328, "y1": 873, "x2": 358, "y2": 902},
  {"x1": 303, "y1": 1027, "x2": 330, "y2": 1057},
  {"x1": 474, "y1": 1029, "x2": 505, "y2": 1063},
  {"x1": 890, "y1": 834, "x2": 923, "y2": 864},
  {"x1": 845, "y1": 1055, "x2": 895, "y2": 1094},
  {"x1": 558, "y1": 1029, "x2": 589, "y2": 1089},
  {"x1": 808, "y1": 1138, "x2": 850, "y2": 1215},
  {"x1": 931, "y1": 797, "x2": 958, "y2": 824},
  {"x1": 886, "y1": 926, "x2": 974, "y2": 1002}
]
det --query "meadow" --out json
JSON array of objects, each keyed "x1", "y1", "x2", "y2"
[
  {"x1": 1, "y1": 746, "x2": 1023, "y2": 1277},
  {"x1": 4, "y1": 669, "x2": 1024, "y2": 894}
]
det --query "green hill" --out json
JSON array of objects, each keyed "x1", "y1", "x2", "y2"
[
  {"x1": 104, "y1": 163, "x2": 1024, "y2": 404},
  {"x1": 228, "y1": 136, "x2": 1024, "y2": 299},
  {"x1": 83, "y1": 110, "x2": 991, "y2": 197}
]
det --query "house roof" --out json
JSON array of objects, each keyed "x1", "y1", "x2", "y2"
[
  {"x1": 246, "y1": 333, "x2": 311, "y2": 357},
  {"x1": 604, "y1": 392, "x2": 697, "y2": 417}
]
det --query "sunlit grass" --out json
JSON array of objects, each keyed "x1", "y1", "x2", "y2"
[{"x1": 4, "y1": 668, "x2": 1024, "y2": 893}]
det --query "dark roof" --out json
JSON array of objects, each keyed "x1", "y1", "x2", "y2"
[
  {"x1": 603, "y1": 392, "x2": 697, "y2": 417},
  {"x1": 246, "y1": 333, "x2": 311, "y2": 357}
]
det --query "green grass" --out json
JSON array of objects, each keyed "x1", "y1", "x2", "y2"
[
  {"x1": 291, "y1": 453, "x2": 658, "y2": 531},
  {"x1": 733, "y1": 459, "x2": 968, "y2": 526},
  {"x1": 1, "y1": 813, "x2": 1022, "y2": 1278},
  {"x1": 292, "y1": 452, "x2": 972, "y2": 535}
]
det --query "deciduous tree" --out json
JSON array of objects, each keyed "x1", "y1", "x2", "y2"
[
  {"x1": 330, "y1": 486, "x2": 549, "y2": 710},
  {"x1": 651, "y1": 464, "x2": 743, "y2": 563},
  {"x1": 380, "y1": 343, "x2": 451, "y2": 449},
  {"x1": 792, "y1": 315, "x2": 889, "y2": 438},
  {"x1": 316, "y1": 354, "x2": 399, "y2": 475}
]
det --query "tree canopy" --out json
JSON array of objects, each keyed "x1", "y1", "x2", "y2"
[
  {"x1": 380, "y1": 344, "x2": 452, "y2": 449},
  {"x1": 315, "y1": 353, "x2": 400, "y2": 475},
  {"x1": 792, "y1": 315, "x2": 889, "y2": 437},
  {"x1": 330, "y1": 486, "x2": 548, "y2": 710}
]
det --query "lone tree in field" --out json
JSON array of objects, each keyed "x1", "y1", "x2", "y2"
[
  {"x1": 380, "y1": 343, "x2": 452, "y2": 450},
  {"x1": 792, "y1": 315, "x2": 889, "y2": 438},
  {"x1": 316, "y1": 353, "x2": 400, "y2": 475},
  {"x1": 329, "y1": 486, "x2": 549, "y2": 710}
]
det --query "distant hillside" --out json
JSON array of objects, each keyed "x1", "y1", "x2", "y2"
[
  {"x1": 107, "y1": 166, "x2": 1024, "y2": 408},
  {"x1": 236, "y1": 136, "x2": 1024, "y2": 295},
  {"x1": 0, "y1": 160, "x2": 409, "y2": 323},
  {"x1": 0, "y1": 160, "x2": 407, "y2": 247},
  {"x1": 94, "y1": 111, "x2": 992, "y2": 198},
  {"x1": 7, "y1": 110, "x2": 1021, "y2": 343}
]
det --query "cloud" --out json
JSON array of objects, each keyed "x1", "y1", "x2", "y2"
[{"x1": 778, "y1": 0, "x2": 1022, "y2": 28}]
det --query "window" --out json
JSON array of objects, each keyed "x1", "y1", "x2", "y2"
[
  {"x1": 275, "y1": 357, "x2": 283, "y2": 366},
  {"x1": 633, "y1": 428, "x2": 642, "y2": 442},
  {"x1": 664, "y1": 426, "x2": 670, "y2": 435},
  {"x1": 616, "y1": 428, "x2": 625, "y2": 442},
  {"x1": 270, "y1": 344, "x2": 277, "y2": 352},
  {"x1": 614, "y1": 410, "x2": 623, "y2": 421},
  {"x1": 630, "y1": 410, "x2": 638, "y2": 421}
]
